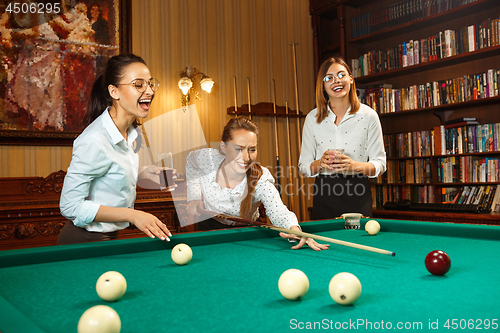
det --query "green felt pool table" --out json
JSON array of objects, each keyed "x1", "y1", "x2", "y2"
[{"x1": 1, "y1": 218, "x2": 500, "y2": 333}]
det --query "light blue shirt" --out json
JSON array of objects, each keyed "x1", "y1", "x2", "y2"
[
  {"x1": 60, "y1": 109, "x2": 139, "y2": 232},
  {"x1": 298, "y1": 103, "x2": 386, "y2": 178}
]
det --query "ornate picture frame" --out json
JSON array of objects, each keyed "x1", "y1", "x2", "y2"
[{"x1": 0, "y1": 0, "x2": 131, "y2": 145}]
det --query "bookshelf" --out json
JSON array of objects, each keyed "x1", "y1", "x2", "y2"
[
  {"x1": 349, "y1": 0, "x2": 495, "y2": 43},
  {"x1": 310, "y1": 0, "x2": 500, "y2": 224},
  {"x1": 310, "y1": 2, "x2": 347, "y2": 74}
]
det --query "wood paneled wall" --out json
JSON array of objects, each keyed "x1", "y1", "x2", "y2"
[
  {"x1": 0, "y1": 0, "x2": 316, "y2": 219},
  {"x1": 0, "y1": 145, "x2": 73, "y2": 178},
  {"x1": 130, "y1": 0, "x2": 316, "y2": 219}
]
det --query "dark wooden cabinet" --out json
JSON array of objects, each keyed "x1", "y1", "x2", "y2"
[
  {"x1": 310, "y1": 0, "x2": 380, "y2": 73},
  {"x1": 310, "y1": 0, "x2": 500, "y2": 224},
  {"x1": 0, "y1": 171, "x2": 190, "y2": 250},
  {"x1": 310, "y1": 2, "x2": 347, "y2": 74}
]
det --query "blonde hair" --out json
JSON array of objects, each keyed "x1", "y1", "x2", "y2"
[
  {"x1": 221, "y1": 117, "x2": 263, "y2": 220},
  {"x1": 315, "y1": 57, "x2": 360, "y2": 124}
]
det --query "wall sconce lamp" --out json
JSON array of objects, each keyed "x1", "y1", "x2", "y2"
[{"x1": 178, "y1": 65, "x2": 214, "y2": 107}]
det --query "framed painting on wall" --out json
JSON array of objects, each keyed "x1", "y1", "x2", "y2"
[{"x1": 0, "y1": 0, "x2": 131, "y2": 145}]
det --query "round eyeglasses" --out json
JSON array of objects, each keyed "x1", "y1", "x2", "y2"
[
  {"x1": 323, "y1": 72, "x2": 347, "y2": 84},
  {"x1": 116, "y1": 78, "x2": 160, "y2": 93}
]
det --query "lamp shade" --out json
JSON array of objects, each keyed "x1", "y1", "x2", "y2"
[
  {"x1": 178, "y1": 77, "x2": 193, "y2": 95},
  {"x1": 200, "y1": 77, "x2": 214, "y2": 93}
]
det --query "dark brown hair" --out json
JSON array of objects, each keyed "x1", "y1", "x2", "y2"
[
  {"x1": 83, "y1": 54, "x2": 147, "y2": 129},
  {"x1": 221, "y1": 117, "x2": 263, "y2": 220},
  {"x1": 315, "y1": 57, "x2": 360, "y2": 123}
]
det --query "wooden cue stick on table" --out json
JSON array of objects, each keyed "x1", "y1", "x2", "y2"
[{"x1": 199, "y1": 209, "x2": 395, "y2": 257}]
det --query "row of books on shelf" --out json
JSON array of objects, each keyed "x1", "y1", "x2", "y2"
[
  {"x1": 385, "y1": 158, "x2": 433, "y2": 183},
  {"x1": 443, "y1": 184, "x2": 500, "y2": 212},
  {"x1": 437, "y1": 155, "x2": 499, "y2": 183},
  {"x1": 384, "y1": 131, "x2": 432, "y2": 158},
  {"x1": 352, "y1": 15, "x2": 500, "y2": 77},
  {"x1": 351, "y1": 0, "x2": 475, "y2": 38},
  {"x1": 371, "y1": 185, "x2": 435, "y2": 208},
  {"x1": 433, "y1": 121, "x2": 500, "y2": 155},
  {"x1": 371, "y1": 184, "x2": 500, "y2": 212},
  {"x1": 383, "y1": 121, "x2": 500, "y2": 158},
  {"x1": 373, "y1": 154, "x2": 499, "y2": 184},
  {"x1": 360, "y1": 69, "x2": 499, "y2": 114}
]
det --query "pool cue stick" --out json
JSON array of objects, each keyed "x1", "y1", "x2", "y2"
[
  {"x1": 292, "y1": 42, "x2": 307, "y2": 221},
  {"x1": 272, "y1": 79, "x2": 282, "y2": 195},
  {"x1": 285, "y1": 101, "x2": 295, "y2": 211},
  {"x1": 233, "y1": 76, "x2": 238, "y2": 118},
  {"x1": 247, "y1": 77, "x2": 252, "y2": 119},
  {"x1": 199, "y1": 209, "x2": 395, "y2": 256}
]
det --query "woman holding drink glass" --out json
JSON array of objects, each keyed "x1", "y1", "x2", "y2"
[
  {"x1": 58, "y1": 54, "x2": 172, "y2": 244},
  {"x1": 157, "y1": 152, "x2": 175, "y2": 191},
  {"x1": 298, "y1": 57, "x2": 386, "y2": 220}
]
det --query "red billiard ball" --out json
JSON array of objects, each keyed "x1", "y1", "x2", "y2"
[{"x1": 425, "y1": 250, "x2": 451, "y2": 276}]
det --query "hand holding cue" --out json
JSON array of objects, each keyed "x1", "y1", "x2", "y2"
[{"x1": 198, "y1": 209, "x2": 395, "y2": 256}]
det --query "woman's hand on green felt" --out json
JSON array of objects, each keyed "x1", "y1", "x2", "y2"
[{"x1": 280, "y1": 226, "x2": 330, "y2": 251}]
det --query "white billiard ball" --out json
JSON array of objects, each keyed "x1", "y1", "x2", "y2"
[
  {"x1": 78, "y1": 305, "x2": 121, "y2": 333},
  {"x1": 96, "y1": 271, "x2": 127, "y2": 302},
  {"x1": 365, "y1": 220, "x2": 380, "y2": 235},
  {"x1": 171, "y1": 243, "x2": 193, "y2": 265},
  {"x1": 329, "y1": 272, "x2": 362, "y2": 305},
  {"x1": 278, "y1": 269, "x2": 309, "y2": 301}
]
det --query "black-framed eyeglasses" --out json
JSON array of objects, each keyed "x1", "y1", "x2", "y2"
[
  {"x1": 116, "y1": 78, "x2": 160, "y2": 92},
  {"x1": 323, "y1": 72, "x2": 347, "y2": 84}
]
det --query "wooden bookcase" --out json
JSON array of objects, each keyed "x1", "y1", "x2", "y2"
[
  {"x1": 310, "y1": 0, "x2": 500, "y2": 224},
  {"x1": 0, "y1": 171, "x2": 192, "y2": 250},
  {"x1": 310, "y1": 1, "x2": 347, "y2": 74}
]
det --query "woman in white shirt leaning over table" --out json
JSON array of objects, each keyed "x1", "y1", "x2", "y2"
[
  {"x1": 58, "y1": 54, "x2": 172, "y2": 244},
  {"x1": 186, "y1": 117, "x2": 329, "y2": 251},
  {"x1": 298, "y1": 57, "x2": 386, "y2": 220}
]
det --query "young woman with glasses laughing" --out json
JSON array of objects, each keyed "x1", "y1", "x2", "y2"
[
  {"x1": 58, "y1": 54, "x2": 172, "y2": 244},
  {"x1": 298, "y1": 57, "x2": 387, "y2": 220}
]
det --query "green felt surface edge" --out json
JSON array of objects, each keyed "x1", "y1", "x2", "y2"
[
  {"x1": 1, "y1": 218, "x2": 499, "y2": 333},
  {"x1": 2, "y1": 219, "x2": 499, "y2": 268}
]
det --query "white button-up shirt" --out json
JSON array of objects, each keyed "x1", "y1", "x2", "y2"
[
  {"x1": 186, "y1": 148, "x2": 299, "y2": 229},
  {"x1": 60, "y1": 109, "x2": 139, "y2": 232},
  {"x1": 298, "y1": 103, "x2": 386, "y2": 178}
]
